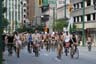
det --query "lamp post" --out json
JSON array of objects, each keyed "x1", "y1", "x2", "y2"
[
  {"x1": 82, "y1": 0, "x2": 85, "y2": 46},
  {"x1": 0, "y1": 0, "x2": 3, "y2": 63},
  {"x1": 53, "y1": 7, "x2": 55, "y2": 31},
  {"x1": 64, "y1": 0, "x2": 66, "y2": 18}
]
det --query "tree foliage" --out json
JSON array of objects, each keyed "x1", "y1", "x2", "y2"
[
  {"x1": 53, "y1": 18, "x2": 68, "y2": 31},
  {"x1": 69, "y1": 24, "x2": 77, "y2": 33},
  {"x1": 2, "y1": 2, "x2": 8, "y2": 29}
]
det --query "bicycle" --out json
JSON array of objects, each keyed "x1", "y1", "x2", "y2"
[
  {"x1": 70, "y1": 43, "x2": 79, "y2": 59},
  {"x1": 87, "y1": 43, "x2": 92, "y2": 52},
  {"x1": 64, "y1": 42, "x2": 70, "y2": 56},
  {"x1": 33, "y1": 40, "x2": 40, "y2": 57},
  {"x1": 27, "y1": 41, "x2": 33, "y2": 53}
]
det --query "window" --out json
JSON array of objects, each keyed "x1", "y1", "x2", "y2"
[
  {"x1": 87, "y1": 0, "x2": 91, "y2": 6},
  {"x1": 23, "y1": 20, "x2": 26, "y2": 23},
  {"x1": 77, "y1": 16, "x2": 79, "y2": 22},
  {"x1": 24, "y1": 15, "x2": 26, "y2": 18},
  {"x1": 73, "y1": 17, "x2": 76, "y2": 23},
  {"x1": 24, "y1": 9, "x2": 26, "y2": 12},
  {"x1": 80, "y1": 2, "x2": 83, "y2": 8},
  {"x1": 74, "y1": 4, "x2": 76, "y2": 10},
  {"x1": 93, "y1": 13, "x2": 95, "y2": 20},
  {"x1": 24, "y1": 3, "x2": 26, "y2": 7},
  {"x1": 77, "y1": 3, "x2": 79, "y2": 9},
  {"x1": 81, "y1": 16, "x2": 83, "y2": 21},
  {"x1": 87, "y1": 14, "x2": 91, "y2": 21}
]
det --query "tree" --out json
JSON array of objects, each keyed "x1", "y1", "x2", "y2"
[
  {"x1": 69, "y1": 23, "x2": 76, "y2": 33},
  {"x1": 0, "y1": 1, "x2": 8, "y2": 64},
  {"x1": 53, "y1": 18, "x2": 68, "y2": 32}
]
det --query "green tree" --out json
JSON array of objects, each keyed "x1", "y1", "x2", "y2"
[
  {"x1": 0, "y1": 1, "x2": 8, "y2": 64},
  {"x1": 53, "y1": 18, "x2": 68, "y2": 31},
  {"x1": 69, "y1": 24, "x2": 77, "y2": 33}
]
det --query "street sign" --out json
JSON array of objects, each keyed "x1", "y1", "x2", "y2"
[
  {"x1": 48, "y1": 0, "x2": 56, "y2": 4},
  {"x1": 43, "y1": 0, "x2": 48, "y2": 6},
  {"x1": 48, "y1": 0, "x2": 56, "y2": 8}
]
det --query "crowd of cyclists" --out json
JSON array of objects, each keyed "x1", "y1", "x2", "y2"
[{"x1": 2, "y1": 29, "x2": 93, "y2": 60}]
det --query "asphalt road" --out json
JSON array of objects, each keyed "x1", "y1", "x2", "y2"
[{"x1": 3, "y1": 46, "x2": 96, "y2": 64}]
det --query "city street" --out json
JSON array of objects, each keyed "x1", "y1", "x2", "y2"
[{"x1": 3, "y1": 46, "x2": 96, "y2": 64}]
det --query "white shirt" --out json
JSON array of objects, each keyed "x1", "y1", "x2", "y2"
[{"x1": 64, "y1": 35, "x2": 70, "y2": 42}]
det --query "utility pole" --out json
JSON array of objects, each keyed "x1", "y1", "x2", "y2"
[
  {"x1": 82, "y1": 0, "x2": 85, "y2": 46},
  {"x1": 64, "y1": 0, "x2": 66, "y2": 18},
  {"x1": 53, "y1": 7, "x2": 55, "y2": 31},
  {"x1": 0, "y1": 0, "x2": 3, "y2": 63}
]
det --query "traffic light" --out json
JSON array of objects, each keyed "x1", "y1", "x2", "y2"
[
  {"x1": 68, "y1": 4, "x2": 73, "y2": 13},
  {"x1": 38, "y1": 0, "x2": 43, "y2": 7},
  {"x1": 93, "y1": 0, "x2": 96, "y2": 10}
]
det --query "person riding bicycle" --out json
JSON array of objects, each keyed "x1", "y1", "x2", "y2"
[
  {"x1": 64, "y1": 31, "x2": 71, "y2": 48},
  {"x1": 70, "y1": 33, "x2": 78, "y2": 52},
  {"x1": 14, "y1": 32, "x2": 22, "y2": 58},
  {"x1": 27, "y1": 33, "x2": 33, "y2": 53},
  {"x1": 87, "y1": 35, "x2": 93, "y2": 51},
  {"x1": 63, "y1": 31, "x2": 71, "y2": 56},
  {"x1": 32, "y1": 30, "x2": 40, "y2": 55}
]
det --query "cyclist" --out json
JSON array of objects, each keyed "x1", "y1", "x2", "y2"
[
  {"x1": 14, "y1": 32, "x2": 22, "y2": 58},
  {"x1": 27, "y1": 32, "x2": 33, "y2": 53},
  {"x1": 87, "y1": 35, "x2": 93, "y2": 51},
  {"x1": 70, "y1": 33, "x2": 78, "y2": 52},
  {"x1": 63, "y1": 31, "x2": 71, "y2": 56},
  {"x1": 32, "y1": 30, "x2": 40, "y2": 56}
]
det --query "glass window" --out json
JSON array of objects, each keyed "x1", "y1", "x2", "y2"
[
  {"x1": 77, "y1": 16, "x2": 79, "y2": 22},
  {"x1": 73, "y1": 17, "x2": 76, "y2": 23},
  {"x1": 87, "y1": 0, "x2": 91, "y2": 6},
  {"x1": 81, "y1": 16, "x2": 83, "y2": 21},
  {"x1": 74, "y1": 4, "x2": 76, "y2": 10},
  {"x1": 77, "y1": 3, "x2": 79, "y2": 9},
  {"x1": 80, "y1": 2, "x2": 83, "y2": 8},
  {"x1": 87, "y1": 14, "x2": 91, "y2": 21},
  {"x1": 93, "y1": 13, "x2": 95, "y2": 20}
]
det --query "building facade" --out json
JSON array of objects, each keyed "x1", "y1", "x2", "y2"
[
  {"x1": 71, "y1": 0, "x2": 96, "y2": 45},
  {"x1": 46, "y1": 0, "x2": 70, "y2": 33},
  {"x1": 26, "y1": 0, "x2": 35, "y2": 25},
  {"x1": 4, "y1": 0, "x2": 26, "y2": 32}
]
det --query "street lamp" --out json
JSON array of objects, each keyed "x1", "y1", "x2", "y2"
[
  {"x1": 82, "y1": 0, "x2": 85, "y2": 46},
  {"x1": 64, "y1": 0, "x2": 66, "y2": 18}
]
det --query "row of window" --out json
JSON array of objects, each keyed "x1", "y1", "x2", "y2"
[
  {"x1": 73, "y1": 0, "x2": 92, "y2": 10},
  {"x1": 73, "y1": 13, "x2": 96, "y2": 23}
]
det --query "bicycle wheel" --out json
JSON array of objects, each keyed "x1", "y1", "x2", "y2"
[
  {"x1": 65, "y1": 48, "x2": 68, "y2": 56},
  {"x1": 88, "y1": 44, "x2": 91, "y2": 51},
  {"x1": 70, "y1": 48, "x2": 74, "y2": 58},
  {"x1": 17, "y1": 48, "x2": 20, "y2": 58},
  {"x1": 74, "y1": 48, "x2": 79, "y2": 59}
]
